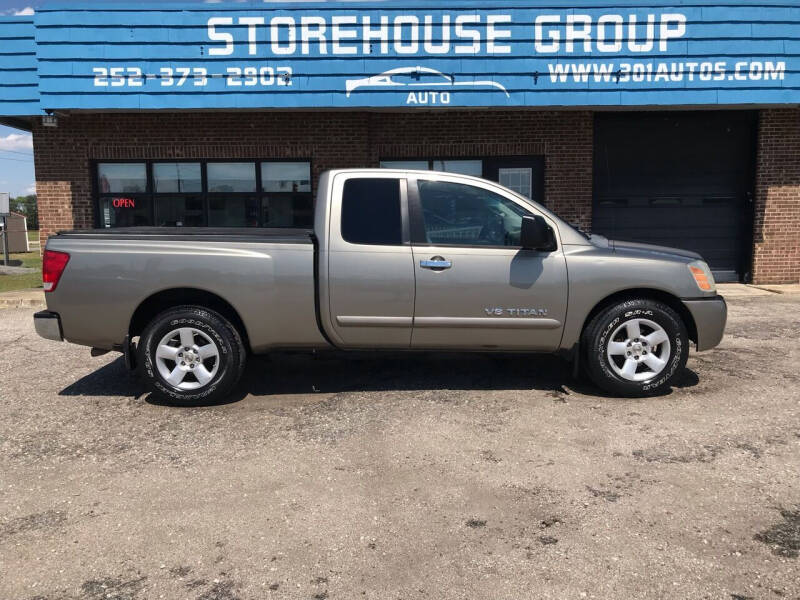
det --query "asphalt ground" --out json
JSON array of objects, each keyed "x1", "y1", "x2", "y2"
[{"x1": 1, "y1": 294, "x2": 799, "y2": 600}]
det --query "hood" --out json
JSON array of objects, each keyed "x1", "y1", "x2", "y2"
[{"x1": 607, "y1": 238, "x2": 703, "y2": 261}]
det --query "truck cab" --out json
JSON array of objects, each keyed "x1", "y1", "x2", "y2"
[{"x1": 317, "y1": 169, "x2": 574, "y2": 351}]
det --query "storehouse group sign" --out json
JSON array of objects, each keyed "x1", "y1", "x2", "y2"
[{"x1": 1, "y1": 0, "x2": 800, "y2": 114}]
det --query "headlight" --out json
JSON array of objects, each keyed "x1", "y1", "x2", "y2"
[{"x1": 688, "y1": 260, "x2": 716, "y2": 292}]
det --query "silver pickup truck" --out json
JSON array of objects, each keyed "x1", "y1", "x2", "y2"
[{"x1": 34, "y1": 169, "x2": 726, "y2": 404}]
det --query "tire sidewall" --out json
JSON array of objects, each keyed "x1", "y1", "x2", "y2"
[
  {"x1": 140, "y1": 308, "x2": 242, "y2": 405},
  {"x1": 588, "y1": 300, "x2": 687, "y2": 396}
]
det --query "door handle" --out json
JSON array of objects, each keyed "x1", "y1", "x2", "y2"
[{"x1": 420, "y1": 257, "x2": 452, "y2": 270}]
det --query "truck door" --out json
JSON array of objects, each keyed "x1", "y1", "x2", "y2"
[
  {"x1": 409, "y1": 175, "x2": 567, "y2": 350},
  {"x1": 325, "y1": 175, "x2": 415, "y2": 348}
]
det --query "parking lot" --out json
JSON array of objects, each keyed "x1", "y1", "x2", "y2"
[{"x1": 1, "y1": 293, "x2": 799, "y2": 600}]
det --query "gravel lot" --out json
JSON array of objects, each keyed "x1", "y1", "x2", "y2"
[{"x1": 1, "y1": 294, "x2": 799, "y2": 600}]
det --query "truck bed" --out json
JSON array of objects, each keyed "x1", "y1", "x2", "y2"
[
  {"x1": 54, "y1": 227, "x2": 313, "y2": 244},
  {"x1": 44, "y1": 227, "x2": 326, "y2": 352}
]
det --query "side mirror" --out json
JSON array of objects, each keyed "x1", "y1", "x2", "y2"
[{"x1": 520, "y1": 215, "x2": 554, "y2": 251}]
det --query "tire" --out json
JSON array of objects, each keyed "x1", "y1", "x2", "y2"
[
  {"x1": 582, "y1": 298, "x2": 688, "y2": 397},
  {"x1": 138, "y1": 305, "x2": 246, "y2": 406}
]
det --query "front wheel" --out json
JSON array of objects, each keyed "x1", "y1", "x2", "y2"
[
  {"x1": 582, "y1": 298, "x2": 689, "y2": 397},
  {"x1": 138, "y1": 306, "x2": 246, "y2": 406}
]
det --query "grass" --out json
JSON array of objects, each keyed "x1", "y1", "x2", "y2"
[
  {"x1": 27, "y1": 230, "x2": 39, "y2": 243},
  {"x1": 0, "y1": 251, "x2": 43, "y2": 293}
]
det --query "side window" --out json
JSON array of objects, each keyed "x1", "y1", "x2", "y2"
[
  {"x1": 417, "y1": 180, "x2": 529, "y2": 247},
  {"x1": 341, "y1": 178, "x2": 403, "y2": 245}
]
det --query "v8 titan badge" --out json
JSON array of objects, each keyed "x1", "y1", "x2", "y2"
[{"x1": 485, "y1": 307, "x2": 549, "y2": 317}]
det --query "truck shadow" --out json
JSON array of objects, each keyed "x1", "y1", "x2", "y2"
[
  {"x1": 234, "y1": 351, "x2": 699, "y2": 401},
  {"x1": 59, "y1": 352, "x2": 699, "y2": 405}
]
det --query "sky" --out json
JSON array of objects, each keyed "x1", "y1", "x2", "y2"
[{"x1": 0, "y1": 125, "x2": 34, "y2": 198}]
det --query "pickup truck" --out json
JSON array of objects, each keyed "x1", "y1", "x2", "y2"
[{"x1": 34, "y1": 169, "x2": 726, "y2": 404}]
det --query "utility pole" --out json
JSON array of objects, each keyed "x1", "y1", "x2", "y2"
[
  {"x1": 0, "y1": 193, "x2": 9, "y2": 266},
  {"x1": 2, "y1": 216, "x2": 9, "y2": 266}
]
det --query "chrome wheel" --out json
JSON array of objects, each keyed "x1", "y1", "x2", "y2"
[
  {"x1": 155, "y1": 327, "x2": 220, "y2": 391},
  {"x1": 606, "y1": 318, "x2": 671, "y2": 382}
]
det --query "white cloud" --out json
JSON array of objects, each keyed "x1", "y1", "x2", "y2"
[
  {"x1": 1, "y1": 6, "x2": 35, "y2": 16},
  {"x1": 25, "y1": 183, "x2": 36, "y2": 195},
  {"x1": 0, "y1": 133, "x2": 33, "y2": 153}
]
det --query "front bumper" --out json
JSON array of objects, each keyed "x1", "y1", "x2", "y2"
[
  {"x1": 682, "y1": 295, "x2": 727, "y2": 352},
  {"x1": 33, "y1": 310, "x2": 63, "y2": 342}
]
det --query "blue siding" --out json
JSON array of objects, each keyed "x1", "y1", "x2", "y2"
[
  {"x1": 2, "y1": 1, "x2": 800, "y2": 114},
  {"x1": 0, "y1": 17, "x2": 38, "y2": 115}
]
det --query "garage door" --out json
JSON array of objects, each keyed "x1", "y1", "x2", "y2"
[{"x1": 593, "y1": 111, "x2": 756, "y2": 283}]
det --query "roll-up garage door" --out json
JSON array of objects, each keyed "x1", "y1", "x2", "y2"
[{"x1": 593, "y1": 111, "x2": 756, "y2": 282}]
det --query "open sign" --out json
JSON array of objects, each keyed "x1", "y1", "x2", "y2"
[{"x1": 112, "y1": 197, "x2": 136, "y2": 209}]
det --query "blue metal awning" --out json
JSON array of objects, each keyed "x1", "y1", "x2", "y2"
[{"x1": 2, "y1": 1, "x2": 800, "y2": 115}]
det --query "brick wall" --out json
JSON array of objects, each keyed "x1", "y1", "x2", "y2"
[
  {"x1": 752, "y1": 109, "x2": 800, "y2": 284},
  {"x1": 30, "y1": 108, "x2": 800, "y2": 284},
  {"x1": 31, "y1": 110, "x2": 594, "y2": 247}
]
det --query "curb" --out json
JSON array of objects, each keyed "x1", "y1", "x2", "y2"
[{"x1": 0, "y1": 290, "x2": 46, "y2": 310}]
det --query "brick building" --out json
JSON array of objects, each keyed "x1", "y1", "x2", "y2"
[{"x1": 1, "y1": 2, "x2": 799, "y2": 283}]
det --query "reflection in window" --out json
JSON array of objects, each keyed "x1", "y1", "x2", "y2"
[
  {"x1": 263, "y1": 195, "x2": 313, "y2": 228},
  {"x1": 156, "y1": 196, "x2": 205, "y2": 227},
  {"x1": 380, "y1": 160, "x2": 429, "y2": 171},
  {"x1": 432, "y1": 160, "x2": 483, "y2": 177},
  {"x1": 208, "y1": 197, "x2": 259, "y2": 227},
  {"x1": 98, "y1": 163, "x2": 147, "y2": 194},
  {"x1": 380, "y1": 159, "x2": 483, "y2": 177},
  {"x1": 153, "y1": 163, "x2": 202, "y2": 193},
  {"x1": 418, "y1": 180, "x2": 528, "y2": 247},
  {"x1": 97, "y1": 160, "x2": 314, "y2": 229},
  {"x1": 262, "y1": 162, "x2": 311, "y2": 192},
  {"x1": 101, "y1": 196, "x2": 151, "y2": 227},
  {"x1": 207, "y1": 163, "x2": 256, "y2": 193}
]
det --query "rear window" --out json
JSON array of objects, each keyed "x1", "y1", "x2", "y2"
[{"x1": 341, "y1": 178, "x2": 402, "y2": 245}]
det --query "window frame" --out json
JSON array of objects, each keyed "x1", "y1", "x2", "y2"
[
  {"x1": 339, "y1": 176, "x2": 407, "y2": 247},
  {"x1": 92, "y1": 158, "x2": 313, "y2": 229},
  {"x1": 407, "y1": 174, "x2": 558, "y2": 251},
  {"x1": 330, "y1": 173, "x2": 410, "y2": 249}
]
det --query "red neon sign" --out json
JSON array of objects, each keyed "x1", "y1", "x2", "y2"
[{"x1": 112, "y1": 197, "x2": 136, "y2": 209}]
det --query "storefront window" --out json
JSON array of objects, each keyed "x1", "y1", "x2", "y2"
[
  {"x1": 380, "y1": 159, "x2": 483, "y2": 177},
  {"x1": 208, "y1": 197, "x2": 259, "y2": 227},
  {"x1": 380, "y1": 160, "x2": 429, "y2": 171},
  {"x1": 262, "y1": 162, "x2": 311, "y2": 192},
  {"x1": 207, "y1": 163, "x2": 257, "y2": 193},
  {"x1": 153, "y1": 163, "x2": 202, "y2": 193},
  {"x1": 432, "y1": 160, "x2": 483, "y2": 177},
  {"x1": 498, "y1": 167, "x2": 533, "y2": 199},
  {"x1": 155, "y1": 195, "x2": 205, "y2": 227},
  {"x1": 101, "y1": 196, "x2": 151, "y2": 227},
  {"x1": 96, "y1": 160, "x2": 313, "y2": 228},
  {"x1": 98, "y1": 163, "x2": 147, "y2": 194}
]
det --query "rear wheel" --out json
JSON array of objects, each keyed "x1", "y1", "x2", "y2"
[
  {"x1": 582, "y1": 298, "x2": 688, "y2": 397},
  {"x1": 138, "y1": 306, "x2": 246, "y2": 406}
]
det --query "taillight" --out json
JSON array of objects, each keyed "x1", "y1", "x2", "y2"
[{"x1": 42, "y1": 250, "x2": 70, "y2": 292}]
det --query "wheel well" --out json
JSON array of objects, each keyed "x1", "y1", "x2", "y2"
[
  {"x1": 129, "y1": 288, "x2": 250, "y2": 352},
  {"x1": 581, "y1": 288, "x2": 698, "y2": 345}
]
